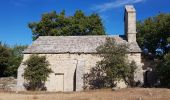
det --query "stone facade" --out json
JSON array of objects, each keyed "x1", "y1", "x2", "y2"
[
  {"x1": 17, "y1": 54, "x2": 101, "y2": 91},
  {"x1": 17, "y1": 53, "x2": 143, "y2": 92},
  {"x1": 17, "y1": 5, "x2": 144, "y2": 92}
]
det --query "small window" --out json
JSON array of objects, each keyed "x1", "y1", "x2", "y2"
[
  {"x1": 55, "y1": 73, "x2": 64, "y2": 75},
  {"x1": 130, "y1": 53, "x2": 135, "y2": 56}
]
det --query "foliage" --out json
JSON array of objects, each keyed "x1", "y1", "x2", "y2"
[
  {"x1": 29, "y1": 10, "x2": 106, "y2": 40},
  {"x1": 137, "y1": 13, "x2": 170, "y2": 57},
  {"x1": 156, "y1": 53, "x2": 170, "y2": 88},
  {"x1": 83, "y1": 65, "x2": 111, "y2": 89},
  {"x1": 23, "y1": 55, "x2": 52, "y2": 91},
  {"x1": 125, "y1": 61, "x2": 137, "y2": 87},
  {"x1": 5, "y1": 45, "x2": 27, "y2": 77},
  {"x1": 0, "y1": 43, "x2": 27, "y2": 77},
  {"x1": 137, "y1": 13, "x2": 170, "y2": 87},
  {"x1": 84, "y1": 38, "x2": 137, "y2": 89},
  {"x1": 0, "y1": 42, "x2": 10, "y2": 77}
]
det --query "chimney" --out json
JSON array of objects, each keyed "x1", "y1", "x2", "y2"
[{"x1": 124, "y1": 5, "x2": 136, "y2": 43}]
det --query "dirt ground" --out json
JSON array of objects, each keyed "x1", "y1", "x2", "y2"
[{"x1": 0, "y1": 88, "x2": 170, "y2": 100}]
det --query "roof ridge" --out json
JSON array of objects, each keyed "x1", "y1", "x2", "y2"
[{"x1": 38, "y1": 35, "x2": 120, "y2": 38}]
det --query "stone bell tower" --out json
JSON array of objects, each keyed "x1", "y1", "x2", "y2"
[{"x1": 124, "y1": 5, "x2": 137, "y2": 43}]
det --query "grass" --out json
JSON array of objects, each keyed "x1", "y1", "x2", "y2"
[{"x1": 0, "y1": 88, "x2": 170, "y2": 100}]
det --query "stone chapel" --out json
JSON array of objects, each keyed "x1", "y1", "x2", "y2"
[{"x1": 17, "y1": 5, "x2": 144, "y2": 92}]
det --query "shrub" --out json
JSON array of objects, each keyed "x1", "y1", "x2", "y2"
[
  {"x1": 6, "y1": 45, "x2": 27, "y2": 77},
  {"x1": 84, "y1": 38, "x2": 137, "y2": 89},
  {"x1": 23, "y1": 54, "x2": 52, "y2": 91},
  {"x1": 83, "y1": 65, "x2": 112, "y2": 89},
  {"x1": 125, "y1": 61, "x2": 137, "y2": 87},
  {"x1": 0, "y1": 42, "x2": 10, "y2": 77},
  {"x1": 156, "y1": 53, "x2": 170, "y2": 88}
]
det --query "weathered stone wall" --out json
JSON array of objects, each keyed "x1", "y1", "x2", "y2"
[
  {"x1": 125, "y1": 5, "x2": 137, "y2": 43},
  {"x1": 0, "y1": 77, "x2": 17, "y2": 91},
  {"x1": 127, "y1": 53, "x2": 144, "y2": 84},
  {"x1": 17, "y1": 53, "x2": 101, "y2": 92},
  {"x1": 17, "y1": 53, "x2": 143, "y2": 92}
]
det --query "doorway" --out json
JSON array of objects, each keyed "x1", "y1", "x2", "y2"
[
  {"x1": 73, "y1": 69, "x2": 76, "y2": 91},
  {"x1": 54, "y1": 73, "x2": 64, "y2": 92}
]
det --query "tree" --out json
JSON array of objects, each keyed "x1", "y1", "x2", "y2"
[
  {"x1": 29, "y1": 10, "x2": 105, "y2": 40},
  {"x1": 137, "y1": 13, "x2": 170, "y2": 87},
  {"x1": 156, "y1": 53, "x2": 170, "y2": 88},
  {"x1": 84, "y1": 38, "x2": 137, "y2": 89},
  {"x1": 5, "y1": 45, "x2": 27, "y2": 77},
  {"x1": 23, "y1": 55, "x2": 52, "y2": 91},
  {"x1": 137, "y1": 13, "x2": 170, "y2": 58},
  {"x1": 0, "y1": 43, "x2": 26, "y2": 77},
  {"x1": 0, "y1": 42, "x2": 10, "y2": 77}
]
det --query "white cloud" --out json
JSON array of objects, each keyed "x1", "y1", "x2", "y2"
[
  {"x1": 9, "y1": 0, "x2": 30, "y2": 7},
  {"x1": 92, "y1": 0, "x2": 145, "y2": 13}
]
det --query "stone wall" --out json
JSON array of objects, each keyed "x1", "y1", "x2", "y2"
[
  {"x1": 127, "y1": 53, "x2": 144, "y2": 84},
  {"x1": 17, "y1": 53, "x2": 143, "y2": 92},
  {"x1": 17, "y1": 53, "x2": 101, "y2": 92},
  {"x1": 0, "y1": 77, "x2": 17, "y2": 91}
]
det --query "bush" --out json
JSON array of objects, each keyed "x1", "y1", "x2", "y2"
[
  {"x1": 84, "y1": 38, "x2": 137, "y2": 89},
  {"x1": 23, "y1": 55, "x2": 52, "y2": 91},
  {"x1": 156, "y1": 53, "x2": 170, "y2": 88},
  {"x1": 0, "y1": 42, "x2": 10, "y2": 77},
  {"x1": 0, "y1": 43, "x2": 27, "y2": 77},
  {"x1": 83, "y1": 65, "x2": 113, "y2": 89},
  {"x1": 125, "y1": 61, "x2": 137, "y2": 87},
  {"x1": 6, "y1": 45, "x2": 27, "y2": 77}
]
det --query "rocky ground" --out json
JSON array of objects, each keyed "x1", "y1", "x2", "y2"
[
  {"x1": 0, "y1": 88, "x2": 170, "y2": 100},
  {"x1": 0, "y1": 77, "x2": 16, "y2": 91}
]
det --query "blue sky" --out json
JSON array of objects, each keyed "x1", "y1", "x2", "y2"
[{"x1": 0, "y1": 0, "x2": 170, "y2": 45}]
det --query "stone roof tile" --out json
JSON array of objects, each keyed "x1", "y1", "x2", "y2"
[{"x1": 23, "y1": 36, "x2": 141, "y2": 54}]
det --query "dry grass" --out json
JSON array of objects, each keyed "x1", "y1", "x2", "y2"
[
  {"x1": 0, "y1": 88, "x2": 170, "y2": 100},
  {"x1": 32, "y1": 95, "x2": 38, "y2": 99}
]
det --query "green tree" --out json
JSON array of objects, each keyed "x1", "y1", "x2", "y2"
[
  {"x1": 156, "y1": 53, "x2": 170, "y2": 88},
  {"x1": 5, "y1": 45, "x2": 27, "y2": 77},
  {"x1": 137, "y1": 13, "x2": 170, "y2": 87},
  {"x1": 137, "y1": 13, "x2": 170, "y2": 55},
  {"x1": 0, "y1": 42, "x2": 10, "y2": 77},
  {"x1": 84, "y1": 38, "x2": 137, "y2": 89},
  {"x1": 96, "y1": 38, "x2": 128, "y2": 85},
  {"x1": 23, "y1": 55, "x2": 52, "y2": 91},
  {"x1": 29, "y1": 10, "x2": 105, "y2": 40}
]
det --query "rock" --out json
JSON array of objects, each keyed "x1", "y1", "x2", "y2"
[
  {"x1": 0, "y1": 77, "x2": 17, "y2": 91},
  {"x1": 112, "y1": 87, "x2": 119, "y2": 91}
]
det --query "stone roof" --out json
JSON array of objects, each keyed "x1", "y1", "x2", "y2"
[{"x1": 23, "y1": 36, "x2": 141, "y2": 54}]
